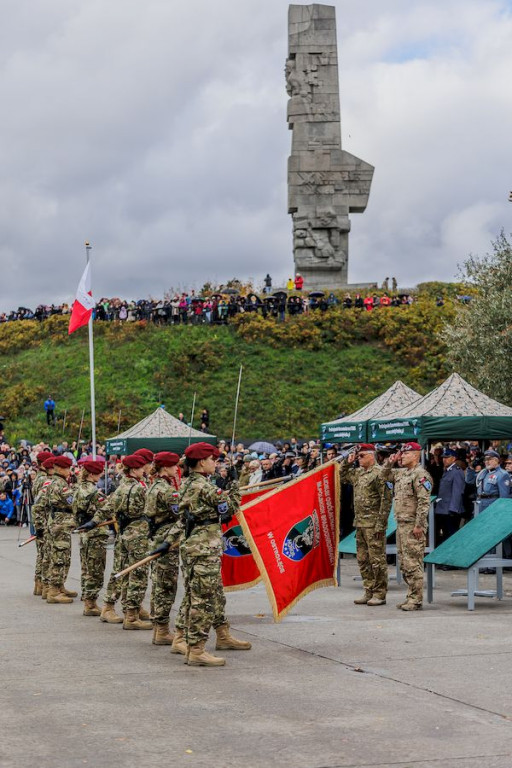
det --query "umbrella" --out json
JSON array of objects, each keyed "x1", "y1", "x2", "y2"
[
  {"x1": 222, "y1": 288, "x2": 239, "y2": 295},
  {"x1": 308, "y1": 291, "x2": 325, "y2": 298},
  {"x1": 248, "y1": 441, "x2": 277, "y2": 454},
  {"x1": 272, "y1": 291, "x2": 287, "y2": 299}
]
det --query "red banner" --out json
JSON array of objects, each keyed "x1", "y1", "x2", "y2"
[
  {"x1": 238, "y1": 463, "x2": 340, "y2": 621},
  {"x1": 221, "y1": 490, "x2": 264, "y2": 592}
]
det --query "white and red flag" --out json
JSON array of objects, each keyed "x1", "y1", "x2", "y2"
[{"x1": 68, "y1": 262, "x2": 94, "y2": 334}]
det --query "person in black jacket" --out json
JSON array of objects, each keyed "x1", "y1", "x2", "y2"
[{"x1": 434, "y1": 448, "x2": 465, "y2": 546}]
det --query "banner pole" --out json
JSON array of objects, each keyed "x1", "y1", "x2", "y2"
[
  {"x1": 188, "y1": 392, "x2": 197, "y2": 446},
  {"x1": 230, "y1": 364, "x2": 243, "y2": 457},
  {"x1": 85, "y1": 242, "x2": 97, "y2": 459}
]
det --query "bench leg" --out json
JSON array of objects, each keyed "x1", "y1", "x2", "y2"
[{"x1": 467, "y1": 567, "x2": 477, "y2": 611}]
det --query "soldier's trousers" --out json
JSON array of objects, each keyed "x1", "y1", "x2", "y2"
[
  {"x1": 119, "y1": 528, "x2": 149, "y2": 611},
  {"x1": 47, "y1": 513, "x2": 74, "y2": 587},
  {"x1": 103, "y1": 534, "x2": 126, "y2": 605},
  {"x1": 355, "y1": 526, "x2": 387, "y2": 599},
  {"x1": 41, "y1": 520, "x2": 52, "y2": 585},
  {"x1": 183, "y1": 553, "x2": 227, "y2": 646},
  {"x1": 79, "y1": 533, "x2": 107, "y2": 600},
  {"x1": 397, "y1": 521, "x2": 426, "y2": 605},
  {"x1": 151, "y1": 544, "x2": 179, "y2": 625},
  {"x1": 35, "y1": 537, "x2": 44, "y2": 581},
  {"x1": 174, "y1": 551, "x2": 189, "y2": 632}
]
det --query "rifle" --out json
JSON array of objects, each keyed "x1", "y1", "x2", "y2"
[
  {"x1": 113, "y1": 541, "x2": 180, "y2": 580},
  {"x1": 18, "y1": 535, "x2": 37, "y2": 548},
  {"x1": 72, "y1": 518, "x2": 115, "y2": 534}
]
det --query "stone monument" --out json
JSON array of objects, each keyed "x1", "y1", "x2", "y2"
[{"x1": 286, "y1": 4, "x2": 374, "y2": 289}]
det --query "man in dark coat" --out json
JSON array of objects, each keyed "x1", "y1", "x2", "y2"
[{"x1": 434, "y1": 448, "x2": 465, "y2": 546}]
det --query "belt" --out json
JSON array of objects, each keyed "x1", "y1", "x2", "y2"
[{"x1": 478, "y1": 494, "x2": 498, "y2": 499}]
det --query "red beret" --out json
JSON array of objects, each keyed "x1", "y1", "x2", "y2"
[
  {"x1": 42, "y1": 456, "x2": 56, "y2": 469},
  {"x1": 37, "y1": 451, "x2": 53, "y2": 465},
  {"x1": 153, "y1": 451, "x2": 180, "y2": 468},
  {"x1": 122, "y1": 454, "x2": 148, "y2": 469},
  {"x1": 54, "y1": 456, "x2": 73, "y2": 468},
  {"x1": 402, "y1": 442, "x2": 422, "y2": 452},
  {"x1": 82, "y1": 460, "x2": 105, "y2": 475},
  {"x1": 358, "y1": 443, "x2": 375, "y2": 453},
  {"x1": 134, "y1": 448, "x2": 154, "y2": 463},
  {"x1": 185, "y1": 442, "x2": 220, "y2": 461}
]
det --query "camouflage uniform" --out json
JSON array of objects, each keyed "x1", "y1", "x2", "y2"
[
  {"x1": 31, "y1": 471, "x2": 52, "y2": 585},
  {"x1": 145, "y1": 477, "x2": 182, "y2": 625},
  {"x1": 100, "y1": 477, "x2": 148, "y2": 611},
  {"x1": 178, "y1": 472, "x2": 240, "y2": 646},
  {"x1": 46, "y1": 476, "x2": 75, "y2": 587},
  {"x1": 340, "y1": 461, "x2": 392, "y2": 599},
  {"x1": 72, "y1": 479, "x2": 108, "y2": 601},
  {"x1": 382, "y1": 463, "x2": 432, "y2": 606}
]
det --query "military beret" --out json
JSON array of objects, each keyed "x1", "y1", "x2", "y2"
[
  {"x1": 122, "y1": 454, "x2": 148, "y2": 469},
  {"x1": 185, "y1": 442, "x2": 220, "y2": 460},
  {"x1": 358, "y1": 443, "x2": 375, "y2": 453},
  {"x1": 42, "y1": 456, "x2": 56, "y2": 469},
  {"x1": 82, "y1": 460, "x2": 105, "y2": 475},
  {"x1": 402, "y1": 442, "x2": 422, "y2": 452},
  {"x1": 54, "y1": 456, "x2": 73, "y2": 468},
  {"x1": 133, "y1": 448, "x2": 154, "y2": 463},
  {"x1": 153, "y1": 451, "x2": 180, "y2": 468},
  {"x1": 484, "y1": 449, "x2": 500, "y2": 459},
  {"x1": 36, "y1": 451, "x2": 53, "y2": 465}
]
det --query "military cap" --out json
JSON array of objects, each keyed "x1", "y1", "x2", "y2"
[
  {"x1": 402, "y1": 442, "x2": 422, "y2": 452},
  {"x1": 442, "y1": 448, "x2": 458, "y2": 458},
  {"x1": 153, "y1": 451, "x2": 180, "y2": 467},
  {"x1": 484, "y1": 449, "x2": 500, "y2": 459},
  {"x1": 122, "y1": 454, "x2": 148, "y2": 469},
  {"x1": 133, "y1": 448, "x2": 154, "y2": 463},
  {"x1": 185, "y1": 442, "x2": 220, "y2": 460},
  {"x1": 243, "y1": 455, "x2": 252, "y2": 463},
  {"x1": 36, "y1": 451, "x2": 53, "y2": 465},
  {"x1": 53, "y1": 456, "x2": 73, "y2": 468},
  {"x1": 42, "y1": 456, "x2": 56, "y2": 469},
  {"x1": 358, "y1": 443, "x2": 375, "y2": 453},
  {"x1": 82, "y1": 459, "x2": 105, "y2": 475}
]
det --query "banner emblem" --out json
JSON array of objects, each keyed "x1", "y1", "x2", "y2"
[{"x1": 282, "y1": 512, "x2": 320, "y2": 561}]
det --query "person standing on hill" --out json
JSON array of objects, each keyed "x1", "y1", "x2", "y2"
[{"x1": 44, "y1": 396, "x2": 56, "y2": 426}]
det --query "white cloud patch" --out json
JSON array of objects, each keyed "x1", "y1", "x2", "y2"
[{"x1": 1, "y1": 0, "x2": 511, "y2": 309}]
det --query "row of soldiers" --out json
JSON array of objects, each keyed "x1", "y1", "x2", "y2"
[{"x1": 30, "y1": 442, "x2": 252, "y2": 667}]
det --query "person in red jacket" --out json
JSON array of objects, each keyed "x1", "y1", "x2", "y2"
[
  {"x1": 363, "y1": 295, "x2": 374, "y2": 312},
  {"x1": 294, "y1": 274, "x2": 304, "y2": 291}
]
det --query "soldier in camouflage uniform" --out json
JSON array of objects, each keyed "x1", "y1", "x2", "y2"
[
  {"x1": 382, "y1": 442, "x2": 433, "y2": 611},
  {"x1": 72, "y1": 459, "x2": 108, "y2": 617},
  {"x1": 174, "y1": 442, "x2": 251, "y2": 667},
  {"x1": 145, "y1": 451, "x2": 182, "y2": 645},
  {"x1": 46, "y1": 456, "x2": 78, "y2": 604},
  {"x1": 31, "y1": 451, "x2": 54, "y2": 596},
  {"x1": 340, "y1": 444, "x2": 393, "y2": 606},
  {"x1": 83, "y1": 454, "x2": 152, "y2": 629}
]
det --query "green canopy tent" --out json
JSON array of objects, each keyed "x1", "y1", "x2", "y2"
[
  {"x1": 320, "y1": 380, "x2": 422, "y2": 443},
  {"x1": 105, "y1": 408, "x2": 217, "y2": 456},
  {"x1": 369, "y1": 373, "x2": 512, "y2": 444}
]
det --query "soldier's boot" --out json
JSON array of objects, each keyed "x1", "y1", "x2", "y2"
[
  {"x1": 215, "y1": 624, "x2": 252, "y2": 651},
  {"x1": 46, "y1": 585, "x2": 73, "y2": 604},
  {"x1": 123, "y1": 608, "x2": 153, "y2": 630},
  {"x1": 83, "y1": 599, "x2": 101, "y2": 617},
  {"x1": 60, "y1": 585, "x2": 78, "y2": 598},
  {"x1": 41, "y1": 584, "x2": 48, "y2": 600},
  {"x1": 170, "y1": 629, "x2": 188, "y2": 655},
  {"x1": 354, "y1": 592, "x2": 372, "y2": 605},
  {"x1": 367, "y1": 596, "x2": 386, "y2": 606},
  {"x1": 401, "y1": 602, "x2": 422, "y2": 611},
  {"x1": 187, "y1": 641, "x2": 225, "y2": 667},
  {"x1": 100, "y1": 602, "x2": 123, "y2": 624},
  {"x1": 396, "y1": 601, "x2": 408, "y2": 609},
  {"x1": 33, "y1": 579, "x2": 43, "y2": 596},
  {"x1": 152, "y1": 622, "x2": 174, "y2": 645},
  {"x1": 139, "y1": 607, "x2": 151, "y2": 621}
]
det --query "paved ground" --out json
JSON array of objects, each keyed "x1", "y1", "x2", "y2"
[{"x1": 1, "y1": 527, "x2": 512, "y2": 768}]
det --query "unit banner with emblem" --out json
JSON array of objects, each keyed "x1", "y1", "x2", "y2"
[
  {"x1": 238, "y1": 462, "x2": 340, "y2": 621},
  {"x1": 221, "y1": 490, "x2": 265, "y2": 592}
]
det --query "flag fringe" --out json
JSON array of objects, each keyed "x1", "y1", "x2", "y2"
[{"x1": 224, "y1": 576, "x2": 262, "y2": 593}]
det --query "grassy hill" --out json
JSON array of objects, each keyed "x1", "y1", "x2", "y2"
[{"x1": 0, "y1": 289, "x2": 457, "y2": 445}]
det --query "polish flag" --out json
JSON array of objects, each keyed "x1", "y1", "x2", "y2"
[{"x1": 68, "y1": 262, "x2": 94, "y2": 334}]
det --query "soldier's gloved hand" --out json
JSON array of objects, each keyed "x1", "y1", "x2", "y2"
[
  {"x1": 35, "y1": 528, "x2": 45, "y2": 539},
  {"x1": 149, "y1": 541, "x2": 170, "y2": 557},
  {"x1": 78, "y1": 520, "x2": 97, "y2": 532}
]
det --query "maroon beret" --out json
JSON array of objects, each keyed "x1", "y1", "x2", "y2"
[
  {"x1": 185, "y1": 442, "x2": 220, "y2": 461},
  {"x1": 37, "y1": 451, "x2": 53, "y2": 465},
  {"x1": 402, "y1": 442, "x2": 422, "y2": 452},
  {"x1": 153, "y1": 451, "x2": 180, "y2": 468},
  {"x1": 358, "y1": 443, "x2": 375, "y2": 453},
  {"x1": 134, "y1": 448, "x2": 154, "y2": 463},
  {"x1": 42, "y1": 456, "x2": 56, "y2": 469},
  {"x1": 122, "y1": 454, "x2": 148, "y2": 469},
  {"x1": 82, "y1": 460, "x2": 105, "y2": 475},
  {"x1": 54, "y1": 456, "x2": 73, "y2": 468}
]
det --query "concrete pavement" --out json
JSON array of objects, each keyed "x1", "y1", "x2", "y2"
[{"x1": 1, "y1": 527, "x2": 512, "y2": 768}]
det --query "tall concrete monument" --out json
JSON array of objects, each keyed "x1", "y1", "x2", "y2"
[{"x1": 286, "y1": 4, "x2": 374, "y2": 289}]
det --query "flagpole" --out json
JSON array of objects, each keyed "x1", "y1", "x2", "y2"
[{"x1": 85, "y1": 242, "x2": 97, "y2": 459}]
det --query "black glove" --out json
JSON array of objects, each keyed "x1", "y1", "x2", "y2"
[
  {"x1": 35, "y1": 528, "x2": 45, "y2": 539},
  {"x1": 78, "y1": 520, "x2": 97, "y2": 532},
  {"x1": 148, "y1": 541, "x2": 170, "y2": 557}
]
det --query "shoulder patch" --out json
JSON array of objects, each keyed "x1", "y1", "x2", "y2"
[
  {"x1": 419, "y1": 477, "x2": 432, "y2": 492},
  {"x1": 386, "y1": 481, "x2": 394, "y2": 490}
]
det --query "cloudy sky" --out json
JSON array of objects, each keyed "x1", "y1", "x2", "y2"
[{"x1": 1, "y1": 0, "x2": 511, "y2": 310}]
